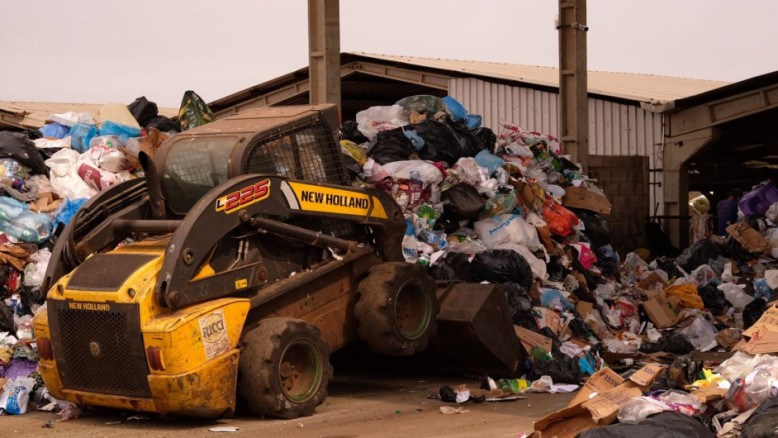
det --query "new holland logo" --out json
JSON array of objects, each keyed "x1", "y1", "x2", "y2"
[{"x1": 215, "y1": 179, "x2": 271, "y2": 214}]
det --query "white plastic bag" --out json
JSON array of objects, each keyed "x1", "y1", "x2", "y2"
[
  {"x1": 718, "y1": 282, "x2": 753, "y2": 311},
  {"x1": 356, "y1": 105, "x2": 408, "y2": 140},
  {"x1": 679, "y1": 317, "x2": 718, "y2": 351},
  {"x1": 0, "y1": 377, "x2": 36, "y2": 415},
  {"x1": 33, "y1": 136, "x2": 72, "y2": 149},
  {"x1": 618, "y1": 396, "x2": 669, "y2": 424},
  {"x1": 44, "y1": 148, "x2": 97, "y2": 200},
  {"x1": 23, "y1": 248, "x2": 51, "y2": 288},
  {"x1": 381, "y1": 160, "x2": 443, "y2": 185},
  {"x1": 50, "y1": 111, "x2": 95, "y2": 127},
  {"x1": 474, "y1": 214, "x2": 541, "y2": 251},
  {"x1": 494, "y1": 243, "x2": 547, "y2": 280}
]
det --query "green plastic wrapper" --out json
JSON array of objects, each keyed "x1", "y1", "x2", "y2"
[{"x1": 178, "y1": 90, "x2": 215, "y2": 131}]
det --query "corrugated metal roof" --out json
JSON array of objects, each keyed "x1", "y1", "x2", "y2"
[
  {"x1": 0, "y1": 101, "x2": 178, "y2": 129},
  {"x1": 350, "y1": 52, "x2": 730, "y2": 104}
]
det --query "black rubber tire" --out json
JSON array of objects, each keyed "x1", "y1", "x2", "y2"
[
  {"x1": 238, "y1": 318, "x2": 332, "y2": 419},
  {"x1": 355, "y1": 262, "x2": 439, "y2": 356}
]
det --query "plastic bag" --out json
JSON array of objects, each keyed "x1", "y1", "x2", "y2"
[
  {"x1": 127, "y1": 96, "x2": 159, "y2": 126},
  {"x1": 0, "y1": 197, "x2": 52, "y2": 243},
  {"x1": 640, "y1": 332, "x2": 694, "y2": 355},
  {"x1": 50, "y1": 111, "x2": 95, "y2": 127},
  {"x1": 414, "y1": 120, "x2": 467, "y2": 165},
  {"x1": 698, "y1": 284, "x2": 730, "y2": 316},
  {"x1": 367, "y1": 127, "x2": 417, "y2": 165},
  {"x1": 474, "y1": 214, "x2": 540, "y2": 250},
  {"x1": 22, "y1": 248, "x2": 51, "y2": 288},
  {"x1": 442, "y1": 183, "x2": 484, "y2": 220},
  {"x1": 45, "y1": 148, "x2": 97, "y2": 199},
  {"x1": 741, "y1": 395, "x2": 778, "y2": 438},
  {"x1": 679, "y1": 317, "x2": 719, "y2": 351},
  {"x1": 542, "y1": 198, "x2": 579, "y2": 237},
  {"x1": 665, "y1": 283, "x2": 704, "y2": 309},
  {"x1": 178, "y1": 90, "x2": 215, "y2": 131},
  {"x1": 580, "y1": 411, "x2": 715, "y2": 438},
  {"x1": 39, "y1": 122, "x2": 70, "y2": 139},
  {"x1": 739, "y1": 181, "x2": 778, "y2": 216},
  {"x1": 495, "y1": 243, "x2": 547, "y2": 280},
  {"x1": 471, "y1": 249, "x2": 532, "y2": 290},
  {"x1": 618, "y1": 397, "x2": 670, "y2": 424},
  {"x1": 481, "y1": 193, "x2": 518, "y2": 218},
  {"x1": 68, "y1": 123, "x2": 99, "y2": 153},
  {"x1": 356, "y1": 105, "x2": 408, "y2": 141},
  {"x1": 474, "y1": 150, "x2": 505, "y2": 175},
  {"x1": 442, "y1": 96, "x2": 467, "y2": 122},
  {"x1": 381, "y1": 160, "x2": 443, "y2": 185},
  {"x1": 396, "y1": 95, "x2": 449, "y2": 118},
  {"x1": 0, "y1": 377, "x2": 36, "y2": 415},
  {"x1": 0, "y1": 131, "x2": 48, "y2": 175},
  {"x1": 718, "y1": 283, "x2": 753, "y2": 311}
]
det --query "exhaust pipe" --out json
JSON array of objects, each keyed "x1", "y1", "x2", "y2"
[{"x1": 139, "y1": 151, "x2": 167, "y2": 220}]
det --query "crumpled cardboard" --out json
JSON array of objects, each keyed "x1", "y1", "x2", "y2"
[
  {"x1": 562, "y1": 186, "x2": 612, "y2": 215},
  {"x1": 515, "y1": 326, "x2": 553, "y2": 355},
  {"x1": 643, "y1": 290, "x2": 681, "y2": 328},
  {"x1": 726, "y1": 222, "x2": 769, "y2": 253},
  {"x1": 743, "y1": 304, "x2": 778, "y2": 338},
  {"x1": 534, "y1": 364, "x2": 665, "y2": 436}
]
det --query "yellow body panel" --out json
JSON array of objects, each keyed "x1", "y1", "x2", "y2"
[{"x1": 34, "y1": 240, "x2": 250, "y2": 417}]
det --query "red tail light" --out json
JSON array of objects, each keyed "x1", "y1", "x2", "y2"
[
  {"x1": 38, "y1": 337, "x2": 54, "y2": 361},
  {"x1": 146, "y1": 346, "x2": 166, "y2": 371}
]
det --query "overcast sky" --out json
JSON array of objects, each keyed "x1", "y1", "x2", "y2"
[{"x1": 1, "y1": 0, "x2": 776, "y2": 108}]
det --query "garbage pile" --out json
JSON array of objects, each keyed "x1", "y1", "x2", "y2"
[
  {"x1": 341, "y1": 95, "x2": 778, "y2": 437},
  {"x1": 0, "y1": 89, "x2": 777, "y2": 438},
  {"x1": 0, "y1": 92, "x2": 211, "y2": 416}
]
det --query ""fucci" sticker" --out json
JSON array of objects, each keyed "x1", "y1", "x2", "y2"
[{"x1": 199, "y1": 309, "x2": 230, "y2": 360}]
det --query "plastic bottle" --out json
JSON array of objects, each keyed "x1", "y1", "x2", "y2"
[{"x1": 401, "y1": 220, "x2": 419, "y2": 263}]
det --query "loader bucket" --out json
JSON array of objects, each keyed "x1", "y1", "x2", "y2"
[{"x1": 432, "y1": 282, "x2": 526, "y2": 377}]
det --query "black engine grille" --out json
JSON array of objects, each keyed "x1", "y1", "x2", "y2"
[{"x1": 48, "y1": 300, "x2": 151, "y2": 397}]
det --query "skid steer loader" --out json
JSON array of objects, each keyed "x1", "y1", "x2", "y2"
[{"x1": 33, "y1": 104, "x2": 523, "y2": 419}]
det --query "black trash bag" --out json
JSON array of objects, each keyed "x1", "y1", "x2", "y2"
[
  {"x1": 145, "y1": 115, "x2": 181, "y2": 133},
  {"x1": 127, "y1": 96, "x2": 159, "y2": 126},
  {"x1": 472, "y1": 249, "x2": 533, "y2": 290},
  {"x1": 568, "y1": 317, "x2": 595, "y2": 339},
  {"x1": 414, "y1": 120, "x2": 466, "y2": 165},
  {"x1": 546, "y1": 261, "x2": 570, "y2": 282},
  {"x1": 577, "y1": 412, "x2": 714, "y2": 438},
  {"x1": 720, "y1": 236, "x2": 754, "y2": 262},
  {"x1": 0, "y1": 303, "x2": 13, "y2": 332},
  {"x1": 744, "y1": 298, "x2": 768, "y2": 330},
  {"x1": 742, "y1": 395, "x2": 778, "y2": 438},
  {"x1": 438, "y1": 386, "x2": 457, "y2": 403},
  {"x1": 698, "y1": 284, "x2": 731, "y2": 316},
  {"x1": 640, "y1": 332, "x2": 694, "y2": 355},
  {"x1": 575, "y1": 210, "x2": 612, "y2": 247},
  {"x1": 442, "y1": 183, "x2": 485, "y2": 221},
  {"x1": 432, "y1": 211, "x2": 462, "y2": 234},
  {"x1": 655, "y1": 257, "x2": 683, "y2": 280},
  {"x1": 367, "y1": 127, "x2": 417, "y2": 165},
  {"x1": 504, "y1": 282, "x2": 532, "y2": 321},
  {"x1": 429, "y1": 252, "x2": 476, "y2": 282},
  {"x1": 447, "y1": 120, "x2": 487, "y2": 157},
  {"x1": 178, "y1": 90, "x2": 215, "y2": 131},
  {"x1": 470, "y1": 127, "x2": 497, "y2": 152},
  {"x1": 526, "y1": 356, "x2": 581, "y2": 384},
  {"x1": 0, "y1": 131, "x2": 48, "y2": 175},
  {"x1": 340, "y1": 120, "x2": 369, "y2": 144},
  {"x1": 677, "y1": 239, "x2": 721, "y2": 272},
  {"x1": 645, "y1": 220, "x2": 681, "y2": 258}
]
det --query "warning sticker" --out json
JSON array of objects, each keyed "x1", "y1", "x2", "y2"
[{"x1": 199, "y1": 309, "x2": 230, "y2": 360}]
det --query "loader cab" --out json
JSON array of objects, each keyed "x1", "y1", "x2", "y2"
[{"x1": 153, "y1": 104, "x2": 348, "y2": 218}]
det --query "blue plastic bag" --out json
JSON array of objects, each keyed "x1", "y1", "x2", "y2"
[
  {"x1": 39, "y1": 122, "x2": 71, "y2": 139},
  {"x1": 442, "y1": 96, "x2": 468, "y2": 122},
  {"x1": 99, "y1": 121, "x2": 142, "y2": 145},
  {"x1": 0, "y1": 197, "x2": 52, "y2": 243},
  {"x1": 68, "y1": 123, "x2": 98, "y2": 152},
  {"x1": 474, "y1": 150, "x2": 505, "y2": 175},
  {"x1": 465, "y1": 114, "x2": 483, "y2": 129},
  {"x1": 54, "y1": 197, "x2": 88, "y2": 230}
]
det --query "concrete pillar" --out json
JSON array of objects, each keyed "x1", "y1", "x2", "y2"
[
  {"x1": 662, "y1": 127, "x2": 719, "y2": 248},
  {"x1": 308, "y1": 0, "x2": 341, "y2": 109}
]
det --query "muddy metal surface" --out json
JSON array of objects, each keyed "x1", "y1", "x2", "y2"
[{"x1": 3, "y1": 373, "x2": 575, "y2": 438}]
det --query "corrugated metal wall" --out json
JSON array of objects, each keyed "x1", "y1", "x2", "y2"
[{"x1": 450, "y1": 77, "x2": 665, "y2": 213}]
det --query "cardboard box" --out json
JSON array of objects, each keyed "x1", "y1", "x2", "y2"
[
  {"x1": 567, "y1": 367, "x2": 624, "y2": 407},
  {"x1": 562, "y1": 186, "x2": 612, "y2": 215},
  {"x1": 743, "y1": 305, "x2": 778, "y2": 338},
  {"x1": 692, "y1": 384, "x2": 728, "y2": 403},
  {"x1": 512, "y1": 179, "x2": 545, "y2": 212},
  {"x1": 643, "y1": 292, "x2": 680, "y2": 328},
  {"x1": 628, "y1": 363, "x2": 665, "y2": 387},
  {"x1": 576, "y1": 300, "x2": 594, "y2": 318},
  {"x1": 582, "y1": 384, "x2": 643, "y2": 425},
  {"x1": 515, "y1": 326, "x2": 553, "y2": 354},
  {"x1": 738, "y1": 329, "x2": 778, "y2": 354}
]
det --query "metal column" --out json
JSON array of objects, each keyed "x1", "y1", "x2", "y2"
[
  {"x1": 558, "y1": 0, "x2": 589, "y2": 172},
  {"x1": 308, "y1": 0, "x2": 341, "y2": 109}
]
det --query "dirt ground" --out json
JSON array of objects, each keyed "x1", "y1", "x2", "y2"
[{"x1": 2, "y1": 372, "x2": 575, "y2": 438}]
